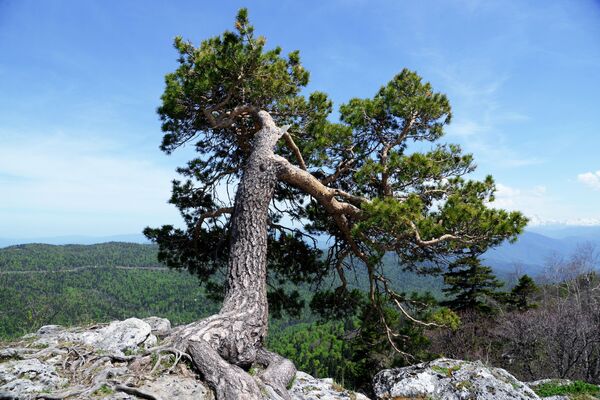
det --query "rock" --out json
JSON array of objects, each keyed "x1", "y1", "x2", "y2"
[
  {"x1": 142, "y1": 333, "x2": 158, "y2": 349},
  {"x1": 139, "y1": 374, "x2": 214, "y2": 400},
  {"x1": 31, "y1": 318, "x2": 152, "y2": 354},
  {"x1": 36, "y1": 325, "x2": 64, "y2": 335},
  {"x1": 143, "y1": 316, "x2": 171, "y2": 336},
  {"x1": 290, "y1": 371, "x2": 371, "y2": 400},
  {"x1": 77, "y1": 318, "x2": 151, "y2": 355},
  {"x1": 0, "y1": 348, "x2": 27, "y2": 360},
  {"x1": 8, "y1": 318, "x2": 566, "y2": 400},
  {"x1": 373, "y1": 358, "x2": 540, "y2": 400},
  {"x1": 0, "y1": 359, "x2": 67, "y2": 398}
]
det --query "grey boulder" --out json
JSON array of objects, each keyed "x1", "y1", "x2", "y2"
[
  {"x1": 373, "y1": 358, "x2": 540, "y2": 400},
  {"x1": 74, "y1": 318, "x2": 153, "y2": 355},
  {"x1": 0, "y1": 358, "x2": 67, "y2": 398},
  {"x1": 290, "y1": 371, "x2": 371, "y2": 400}
]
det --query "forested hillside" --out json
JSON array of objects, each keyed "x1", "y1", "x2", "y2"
[
  {"x1": 2, "y1": 241, "x2": 599, "y2": 392},
  {"x1": 0, "y1": 242, "x2": 442, "y2": 340},
  {"x1": 0, "y1": 242, "x2": 160, "y2": 271}
]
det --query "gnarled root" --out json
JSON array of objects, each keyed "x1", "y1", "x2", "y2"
[
  {"x1": 187, "y1": 340, "x2": 264, "y2": 399},
  {"x1": 170, "y1": 315, "x2": 297, "y2": 399},
  {"x1": 184, "y1": 341, "x2": 297, "y2": 400},
  {"x1": 256, "y1": 348, "x2": 296, "y2": 400}
]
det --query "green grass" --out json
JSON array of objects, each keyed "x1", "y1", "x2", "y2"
[{"x1": 533, "y1": 380, "x2": 600, "y2": 398}]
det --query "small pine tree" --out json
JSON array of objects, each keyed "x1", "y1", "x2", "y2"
[
  {"x1": 442, "y1": 255, "x2": 503, "y2": 313},
  {"x1": 508, "y1": 274, "x2": 539, "y2": 311}
]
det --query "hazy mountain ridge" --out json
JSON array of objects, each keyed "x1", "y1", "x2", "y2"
[
  {"x1": 484, "y1": 227, "x2": 600, "y2": 276},
  {"x1": 2, "y1": 226, "x2": 600, "y2": 277},
  {"x1": 0, "y1": 233, "x2": 149, "y2": 248}
]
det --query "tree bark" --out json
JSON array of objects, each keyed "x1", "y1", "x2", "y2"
[{"x1": 170, "y1": 111, "x2": 296, "y2": 399}]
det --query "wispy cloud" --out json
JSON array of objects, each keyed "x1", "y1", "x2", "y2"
[
  {"x1": 409, "y1": 40, "x2": 539, "y2": 170},
  {"x1": 0, "y1": 131, "x2": 181, "y2": 236},
  {"x1": 492, "y1": 183, "x2": 547, "y2": 210},
  {"x1": 578, "y1": 171, "x2": 600, "y2": 191}
]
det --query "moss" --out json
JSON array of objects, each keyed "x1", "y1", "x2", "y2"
[
  {"x1": 29, "y1": 342, "x2": 49, "y2": 349},
  {"x1": 303, "y1": 385, "x2": 319, "y2": 391},
  {"x1": 160, "y1": 354, "x2": 176, "y2": 368},
  {"x1": 123, "y1": 347, "x2": 139, "y2": 356},
  {"x1": 286, "y1": 376, "x2": 296, "y2": 390},
  {"x1": 431, "y1": 364, "x2": 461, "y2": 377},
  {"x1": 150, "y1": 352, "x2": 159, "y2": 366},
  {"x1": 93, "y1": 384, "x2": 114, "y2": 396},
  {"x1": 456, "y1": 380, "x2": 473, "y2": 391},
  {"x1": 570, "y1": 395, "x2": 598, "y2": 400}
]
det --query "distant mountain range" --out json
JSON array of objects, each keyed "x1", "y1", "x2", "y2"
[
  {"x1": 484, "y1": 225, "x2": 600, "y2": 276},
  {"x1": 0, "y1": 234, "x2": 149, "y2": 248},
  {"x1": 2, "y1": 225, "x2": 600, "y2": 277}
]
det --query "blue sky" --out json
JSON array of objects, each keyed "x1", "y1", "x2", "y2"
[{"x1": 1, "y1": 0, "x2": 600, "y2": 238}]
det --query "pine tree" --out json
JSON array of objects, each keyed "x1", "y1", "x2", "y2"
[
  {"x1": 509, "y1": 274, "x2": 539, "y2": 311},
  {"x1": 143, "y1": 9, "x2": 527, "y2": 398},
  {"x1": 442, "y1": 255, "x2": 504, "y2": 313}
]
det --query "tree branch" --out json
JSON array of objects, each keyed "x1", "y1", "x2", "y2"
[
  {"x1": 282, "y1": 132, "x2": 307, "y2": 170},
  {"x1": 409, "y1": 221, "x2": 461, "y2": 246},
  {"x1": 203, "y1": 104, "x2": 259, "y2": 129},
  {"x1": 197, "y1": 207, "x2": 234, "y2": 226},
  {"x1": 321, "y1": 157, "x2": 356, "y2": 186},
  {"x1": 193, "y1": 207, "x2": 234, "y2": 239},
  {"x1": 273, "y1": 155, "x2": 366, "y2": 217},
  {"x1": 379, "y1": 111, "x2": 417, "y2": 196}
]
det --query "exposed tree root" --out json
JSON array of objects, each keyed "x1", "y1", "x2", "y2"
[
  {"x1": 187, "y1": 340, "x2": 264, "y2": 399},
  {"x1": 32, "y1": 342, "x2": 191, "y2": 400},
  {"x1": 256, "y1": 348, "x2": 297, "y2": 400},
  {"x1": 27, "y1": 322, "x2": 297, "y2": 400},
  {"x1": 114, "y1": 385, "x2": 160, "y2": 400}
]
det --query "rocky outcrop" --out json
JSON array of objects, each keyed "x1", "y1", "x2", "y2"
[
  {"x1": 0, "y1": 358, "x2": 67, "y2": 398},
  {"x1": 0, "y1": 318, "x2": 366, "y2": 400},
  {"x1": 290, "y1": 371, "x2": 370, "y2": 400},
  {"x1": 373, "y1": 358, "x2": 540, "y2": 400},
  {"x1": 28, "y1": 317, "x2": 157, "y2": 356},
  {"x1": 4, "y1": 318, "x2": 591, "y2": 400}
]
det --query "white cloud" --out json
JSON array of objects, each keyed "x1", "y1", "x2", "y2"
[
  {"x1": 411, "y1": 48, "x2": 539, "y2": 170},
  {"x1": 491, "y1": 183, "x2": 549, "y2": 216},
  {"x1": 490, "y1": 183, "x2": 600, "y2": 226},
  {"x1": 577, "y1": 171, "x2": 600, "y2": 191}
]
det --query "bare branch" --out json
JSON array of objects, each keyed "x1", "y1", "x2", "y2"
[
  {"x1": 321, "y1": 157, "x2": 356, "y2": 186},
  {"x1": 115, "y1": 385, "x2": 160, "y2": 400},
  {"x1": 282, "y1": 131, "x2": 307, "y2": 170},
  {"x1": 196, "y1": 207, "x2": 234, "y2": 228},
  {"x1": 377, "y1": 275, "x2": 445, "y2": 328},
  {"x1": 334, "y1": 248, "x2": 351, "y2": 290},
  {"x1": 409, "y1": 221, "x2": 461, "y2": 246},
  {"x1": 331, "y1": 188, "x2": 367, "y2": 207},
  {"x1": 273, "y1": 155, "x2": 366, "y2": 217}
]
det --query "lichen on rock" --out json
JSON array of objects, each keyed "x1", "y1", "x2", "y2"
[
  {"x1": 0, "y1": 317, "x2": 364, "y2": 400},
  {"x1": 373, "y1": 358, "x2": 541, "y2": 400}
]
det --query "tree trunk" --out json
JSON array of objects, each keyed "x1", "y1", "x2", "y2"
[{"x1": 170, "y1": 111, "x2": 296, "y2": 399}]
